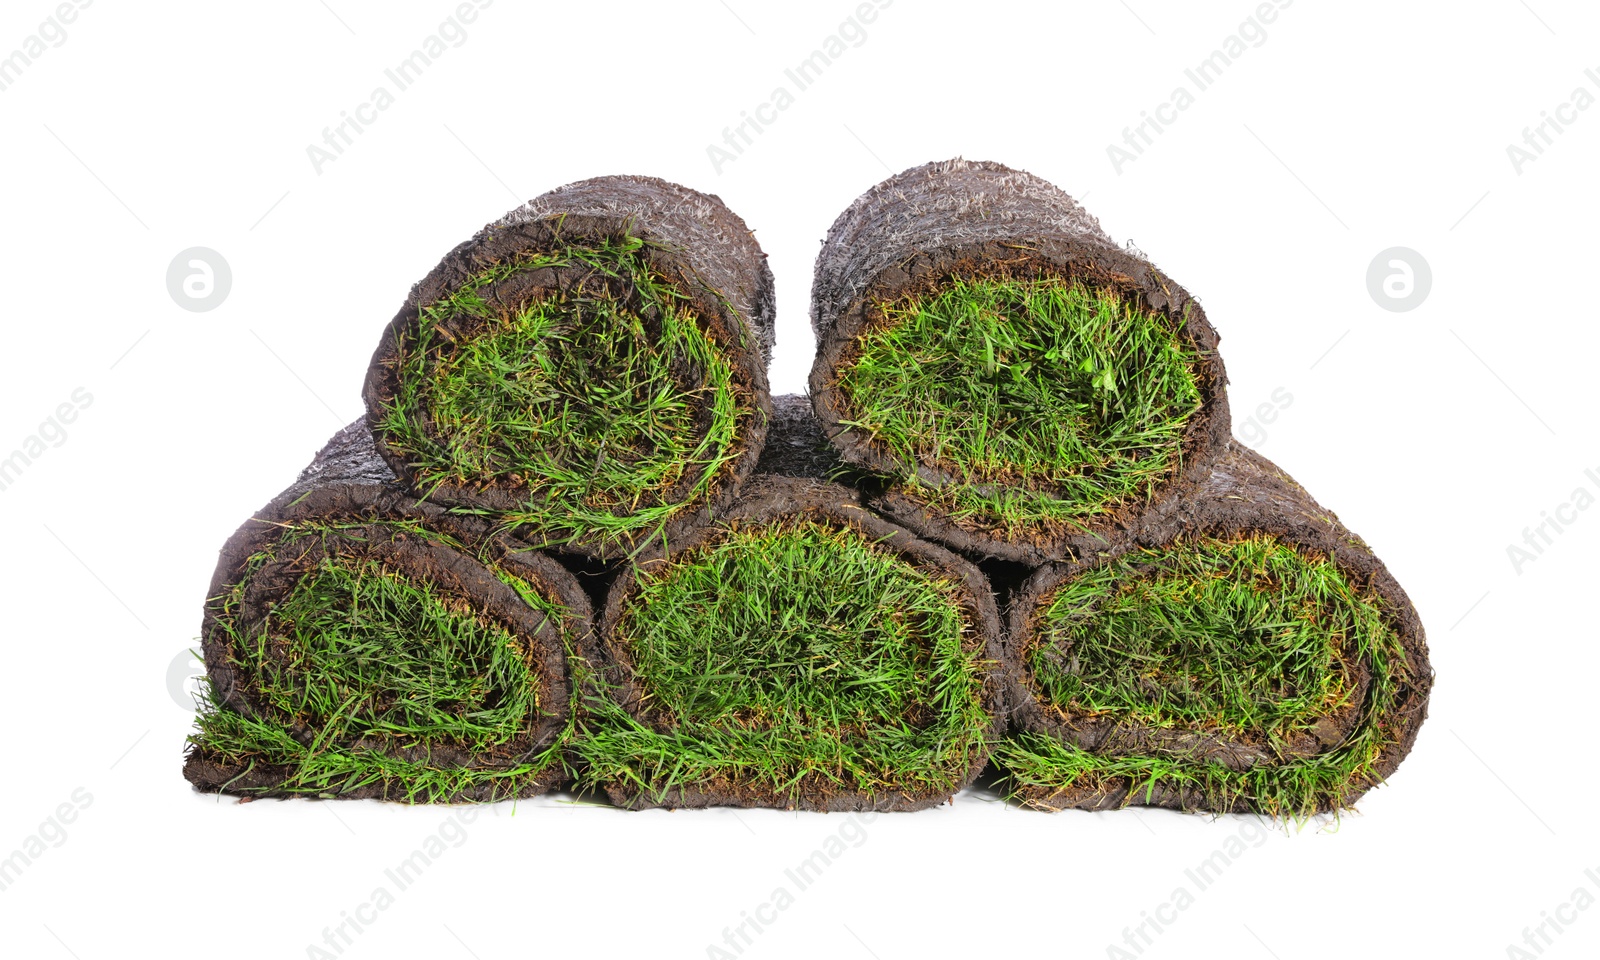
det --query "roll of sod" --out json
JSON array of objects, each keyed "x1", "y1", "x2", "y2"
[
  {"x1": 365, "y1": 175, "x2": 775, "y2": 560},
  {"x1": 995, "y1": 442, "x2": 1432, "y2": 817},
  {"x1": 809, "y1": 158, "x2": 1230, "y2": 564},
  {"x1": 182, "y1": 422, "x2": 598, "y2": 803},
  {"x1": 578, "y1": 474, "x2": 1004, "y2": 811}
]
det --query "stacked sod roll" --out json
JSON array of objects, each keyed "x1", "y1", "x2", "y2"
[
  {"x1": 995, "y1": 443, "x2": 1431, "y2": 817},
  {"x1": 809, "y1": 158, "x2": 1231, "y2": 564},
  {"x1": 364, "y1": 174, "x2": 776, "y2": 560},
  {"x1": 183, "y1": 422, "x2": 598, "y2": 802},
  {"x1": 804, "y1": 158, "x2": 1432, "y2": 816},
  {"x1": 580, "y1": 472, "x2": 1004, "y2": 811}
]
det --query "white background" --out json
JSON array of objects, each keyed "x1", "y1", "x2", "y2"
[{"x1": 1, "y1": 1, "x2": 1595, "y2": 957}]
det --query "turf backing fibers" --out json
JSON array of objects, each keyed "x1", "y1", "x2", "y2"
[
  {"x1": 183, "y1": 422, "x2": 598, "y2": 803},
  {"x1": 751, "y1": 392, "x2": 850, "y2": 482},
  {"x1": 994, "y1": 441, "x2": 1433, "y2": 817},
  {"x1": 809, "y1": 158, "x2": 1231, "y2": 565},
  {"x1": 577, "y1": 474, "x2": 1006, "y2": 811},
  {"x1": 364, "y1": 175, "x2": 775, "y2": 560}
]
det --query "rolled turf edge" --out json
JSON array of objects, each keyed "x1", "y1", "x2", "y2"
[
  {"x1": 182, "y1": 422, "x2": 599, "y2": 803},
  {"x1": 995, "y1": 440, "x2": 1433, "y2": 816},
  {"x1": 577, "y1": 472, "x2": 1006, "y2": 811},
  {"x1": 364, "y1": 175, "x2": 776, "y2": 560},
  {"x1": 809, "y1": 158, "x2": 1231, "y2": 564}
]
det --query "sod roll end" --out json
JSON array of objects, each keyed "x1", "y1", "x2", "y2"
[
  {"x1": 579, "y1": 474, "x2": 1006, "y2": 811},
  {"x1": 364, "y1": 175, "x2": 776, "y2": 560},
  {"x1": 183, "y1": 423, "x2": 599, "y2": 803},
  {"x1": 810, "y1": 158, "x2": 1230, "y2": 564},
  {"x1": 996, "y1": 442, "x2": 1433, "y2": 817}
]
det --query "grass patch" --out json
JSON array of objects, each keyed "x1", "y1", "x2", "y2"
[
  {"x1": 189, "y1": 523, "x2": 572, "y2": 802},
  {"x1": 575, "y1": 519, "x2": 994, "y2": 802},
  {"x1": 997, "y1": 536, "x2": 1411, "y2": 818},
  {"x1": 836, "y1": 275, "x2": 1201, "y2": 532},
  {"x1": 378, "y1": 234, "x2": 749, "y2": 551}
]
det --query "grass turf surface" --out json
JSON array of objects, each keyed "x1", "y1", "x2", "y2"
[
  {"x1": 836, "y1": 275, "x2": 1201, "y2": 532},
  {"x1": 997, "y1": 536, "x2": 1412, "y2": 818},
  {"x1": 189, "y1": 523, "x2": 572, "y2": 802},
  {"x1": 576, "y1": 519, "x2": 994, "y2": 805},
  {"x1": 377, "y1": 234, "x2": 749, "y2": 552}
]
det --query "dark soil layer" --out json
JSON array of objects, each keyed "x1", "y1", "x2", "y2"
[
  {"x1": 756, "y1": 393, "x2": 1027, "y2": 619},
  {"x1": 364, "y1": 175, "x2": 775, "y2": 560},
  {"x1": 752, "y1": 393, "x2": 869, "y2": 485},
  {"x1": 580, "y1": 474, "x2": 1006, "y2": 811},
  {"x1": 809, "y1": 158, "x2": 1231, "y2": 564},
  {"x1": 996, "y1": 442, "x2": 1433, "y2": 815},
  {"x1": 183, "y1": 422, "x2": 598, "y2": 803}
]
